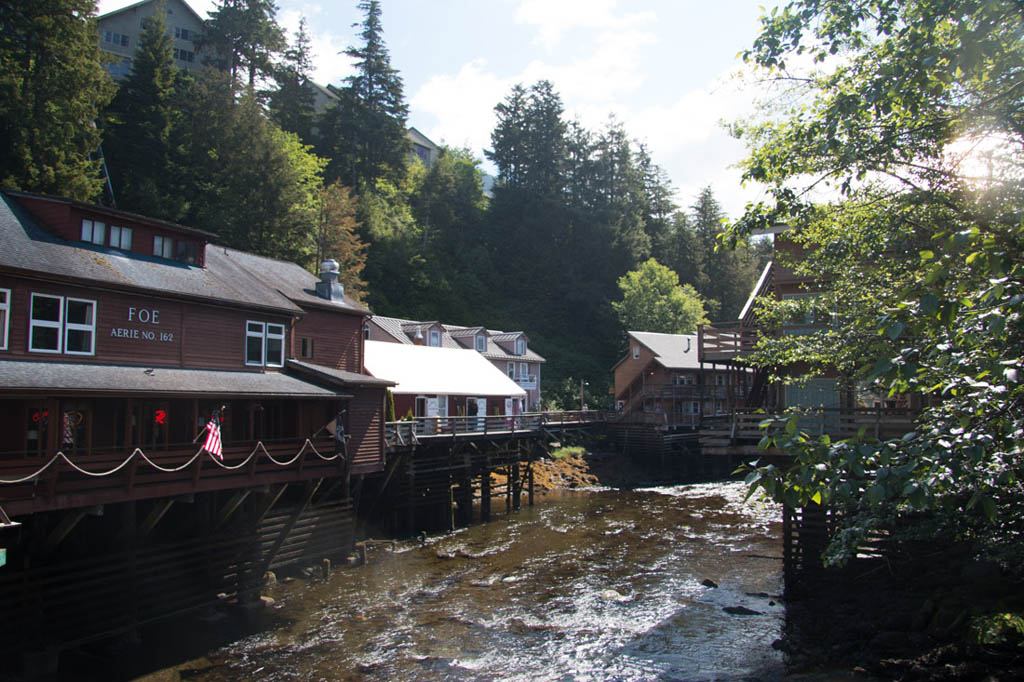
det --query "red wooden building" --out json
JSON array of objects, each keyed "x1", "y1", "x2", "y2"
[{"x1": 0, "y1": 190, "x2": 391, "y2": 663}]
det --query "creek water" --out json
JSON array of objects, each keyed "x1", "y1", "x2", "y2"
[{"x1": 161, "y1": 481, "x2": 785, "y2": 681}]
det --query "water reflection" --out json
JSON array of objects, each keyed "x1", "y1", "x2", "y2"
[{"x1": 164, "y1": 482, "x2": 784, "y2": 681}]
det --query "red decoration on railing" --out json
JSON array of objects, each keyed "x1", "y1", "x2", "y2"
[
  {"x1": 154, "y1": 410, "x2": 167, "y2": 425},
  {"x1": 32, "y1": 410, "x2": 49, "y2": 422}
]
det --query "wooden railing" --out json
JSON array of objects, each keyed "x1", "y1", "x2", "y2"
[
  {"x1": 698, "y1": 323, "x2": 760, "y2": 360},
  {"x1": 0, "y1": 436, "x2": 341, "y2": 517},
  {"x1": 702, "y1": 407, "x2": 915, "y2": 445},
  {"x1": 384, "y1": 410, "x2": 604, "y2": 448}
]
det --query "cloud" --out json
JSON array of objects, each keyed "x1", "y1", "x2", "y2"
[
  {"x1": 513, "y1": 0, "x2": 656, "y2": 51},
  {"x1": 278, "y1": 5, "x2": 356, "y2": 87}
]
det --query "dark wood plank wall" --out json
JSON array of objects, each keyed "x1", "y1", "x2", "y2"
[
  {"x1": 293, "y1": 308, "x2": 364, "y2": 372},
  {"x1": 16, "y1": 195, "x2": 205, "y2": 266},
  {"x1": 348, "y1": 386, "x2": 384, "y2": 473},
  {"x1": 0, "y1": 274, "x2": 291, "y2": 371}
]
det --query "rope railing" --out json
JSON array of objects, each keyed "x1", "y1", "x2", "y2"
[{"x1": 0, "y1": 438, "x2": 339, "y2": 486}]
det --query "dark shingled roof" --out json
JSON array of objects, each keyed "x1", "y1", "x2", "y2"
[
  {"x1": 0, "y1": 192, "x2": 301, "y2": 314},
  {"x1": 286, "y1": 359, "x2": 394, "y2": 388},
  {"x1": 213, "y1": 248, "x2": 371, "y2": 316},
  {"x1": 0, "y1": 359, "x2": 348, "y2": 397}
]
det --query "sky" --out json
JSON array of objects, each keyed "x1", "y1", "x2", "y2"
[{"x1": 97, "y1": 0, "x2": 784, "y2": 219}]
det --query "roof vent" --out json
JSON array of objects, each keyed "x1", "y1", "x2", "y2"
[{"x1": 315, "y1": 259, "x2": 345, "y2": 301}]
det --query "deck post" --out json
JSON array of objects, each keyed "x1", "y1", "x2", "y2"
[
  {"x1": 511, "y1": 462, "x2": 521, "y2": 511},
  {"x1": 527, "y1": 461, "x2": 534, "y2": 507},
  {"x1": 481, "y1": 468, "x2": 491, "y2": 522}
]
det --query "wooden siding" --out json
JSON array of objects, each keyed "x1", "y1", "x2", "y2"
[
  {"x1": 293, "y1": 308, "x2": 364, "y2": 373},
  {"x1": 348, "y1": 387, "x2": 384, "y2": 473},
  {"x1": 15, "y1": 195, "x2": 206, "y2": 266},
  {"x1": 0, "y1": 274, "x2": 290, "y2": 371}
]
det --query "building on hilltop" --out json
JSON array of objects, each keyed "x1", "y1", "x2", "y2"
[
  {"x1": 97, "y1": 0, "x2": 205, "y2": 80},
  {"x1": 367, "y1": 315, "x2": 546, "y2": 411}
]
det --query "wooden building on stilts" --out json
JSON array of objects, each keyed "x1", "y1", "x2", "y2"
[{"x1": 0, "y1": 190, "x2": 392, "y2": 664}]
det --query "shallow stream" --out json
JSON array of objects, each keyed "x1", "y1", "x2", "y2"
[{"x1": 160, "y1": 482, "x2": 785, "y2": 681}]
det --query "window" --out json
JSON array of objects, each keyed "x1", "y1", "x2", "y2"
[
  {"x1": 173, "y1": 48, "x2": 195, "y2": 63},
  {"x1": 519, "y1": 362, "x2": 528, "y2": 379},
  {"x1": 691, "y1": 401, "x2": 701, "y2": 415},
  {"x1": 507, "y1": 362, "x2": 515, "y2": 378},
  {"x1": 176, "y1": 240, "x2": 197, "y2": 264},
  {"x1": 104, "y1": 31, "x2": 129, "y2": 47},
  {"x1": 174, "y1": 27, "x2": 194, "y2": 41},
  {"x1": 715, "y1": 374, "x2": 726, "y2": 386},
  {"x1": 301, "y1": 337, "x2": 314, "y2": 359},
  {"x1": 475, "y1": 334, "x2": 486, "y2": 352},
  {"x1": 153, "y1": 235, "x2": 173, "y2": 259},
  {"x1": 515, "y1": 338, "x2": 526, "y2": 355},
  {"x1": 29, "y1": 293, "x2": 95, "y2": 355},
  {"x1": 632, "y1": 346, "x2": 639, "y2": 360},
  {"x1": 428, "y1": 329, "x2": 441, "y2": 347},
  {"x1": 81, "y1": 219, "x2": 106, "y2": 245},
  {"x1": 109, "y1": 225, "x2": 132, "y2": 251},
  {"x1": 246, "y1": 321, "x2": 285, "y2": 367},
  {"x1": 0, "y1": 288, "x2": 9, "y2": 350}
]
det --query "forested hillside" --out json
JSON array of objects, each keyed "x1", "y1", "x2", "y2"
[{"x1": 0, "y1": 0, "x2": 768, "y2": 405}]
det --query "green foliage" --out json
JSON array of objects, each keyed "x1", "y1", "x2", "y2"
[
  {"x1": 551, "y1": 446, "x2": 585, "y2": 460},
  {"x1": 969, "y1": 613, "x2": 1024, "y2": 648},
  {"x1": 612, "y1": 258, "x2": 709, "y2": 335},
  {"x1": 102, "y1": 6, "x2": 184, "y2": 219},
  {"x1": 318, "y1": 0, "x2": 408, "y2": 190},
  {"x1": 203, "y1": 0, "x2": 286, "y2": 89},
  {"x1": 733, "y1": 0, "x2": 1024, "y2": 567},
  {"x1": 0, "y1": 0, "x2": 114, "y2": 200},
  {"x1": 385, "y1": 389, "x2": 396, "y2": 422},
  {"x1": 267, "y1": 16, "x2": 317, "y2": 145}
]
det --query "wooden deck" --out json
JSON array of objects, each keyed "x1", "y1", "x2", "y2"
[
  {"x1": 0, "y1": 437, "x2": 343, "y2": 518},
  {"x1": 384, "y1": 411, "x2": 604, "y2": 450},
  {"x1": 700, "y1": 407, "x2": 915, "y2": 455}
]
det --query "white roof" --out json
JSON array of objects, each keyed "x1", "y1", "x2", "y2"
[{"x1": 364, "y1": 341, "x2": 527, "y2": 397}]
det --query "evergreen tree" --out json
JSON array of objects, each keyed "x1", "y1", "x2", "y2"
[
  {"x1": 179, "y1": 78, "x2": 325, "y2": 263},
  {"x1": 102, "y1": 6, "x2": 183, "y2": 219},
  {"x1": 487, "y1": 84, "x2": 529, "y2": 188},
  {"x1": 690, "y1": 186, "x2": 761, "y2": 320},
  {"x1": 319, "y1": 0, "x2": 408, "y2": 190},
  {"x1": 203, "y1": 0, "x2": 286, "y2": 89},
  {"x1": 267, "y1": 16, "x2": 316, "y2": 144},
  {"x1": 0, "y1": 0, "x2": 114, "y2": 200}
]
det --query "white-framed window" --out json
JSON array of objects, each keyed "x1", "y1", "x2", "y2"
[
  {"x1": 0, "y1": 288, "x2": 10, "y2": 350},
  {"x1": 507, "y1": 362, "x2": 515, "y2": 378},
  {"x1": 428, "y1": 329, "x2": 441, "y2": 347},
  {"x1": 515, "y1": 338, "x2": 526, "y2": 355},
  {"x1": 173, "y1": 47, "x2": 195, "y2": 63},
  {"x1": 109, "y1": 225, "x2": 132, "y2": 250},
  {"x1": 632, "y1": 345, "x2": 639, "y2": 360},
  {"x1": 715, "y1": 374, "x2": 726, "y2": 386},
  {"x1": 246, "y1": 321, "x2": 285, "y2": 367},
  {"x1": 81, "y1": 219, "x2": 106, "y2": 245},
  {"x1": 64, "y1": 297, "x2": 96, "y2": 355},
  {"x1": 691, "y1": 401, "x2": 701, "y2": 415},
  {"x1": 29, "y1": 293, "x2": 95, "y2": 355},
  {"x1": 475, "y1": 334, "x2": 486, "y2": 352},
  {"x1": 153, "y1": 235, "x2": 173, "y2": 259},
  {"x1": 519, "y1": 362, "x2": 528, "y2": 379}
]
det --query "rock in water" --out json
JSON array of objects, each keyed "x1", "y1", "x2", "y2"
[
  {"x1": 723, "y1": 605, "x2": 761, "y2": 616},
  {"x1": 701, "y1": 579, "x2": 719, "y2": 588}
]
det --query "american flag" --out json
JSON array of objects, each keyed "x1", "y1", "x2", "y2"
[{"x1": 202, "y1": 411, "x2": 223, "y2": 460}]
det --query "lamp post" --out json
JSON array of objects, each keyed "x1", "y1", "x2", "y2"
[{"x1": 579, "y1": 379, "x2": 589, "y2": 412}]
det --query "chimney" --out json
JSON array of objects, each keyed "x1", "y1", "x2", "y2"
[
  {"x1": 315, "y1": 259, "x2": 345, "y2": 301},
  {"x1": 413, "y1": 327, "x2": 425, "y2": 345}
]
